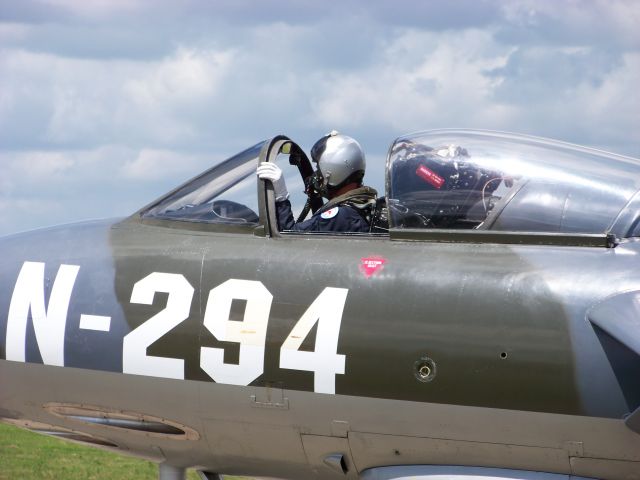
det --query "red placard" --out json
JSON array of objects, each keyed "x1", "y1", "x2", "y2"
[
  {"x1": 360, "y1": 257, "x2": 386, "y2": 278},
  {"x1": 416, "y1": 165, "x2": 445, "y2": 189}
]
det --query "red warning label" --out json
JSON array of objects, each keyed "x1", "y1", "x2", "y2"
[
  {"x1": 360, "y1": 257, "x2": 386, "y2": 278},
  {"x1": 416, "y1": 165, "x2": 445, "y2": 189}
]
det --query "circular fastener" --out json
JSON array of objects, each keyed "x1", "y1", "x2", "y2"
[{"x1": 413, "y1": 356, "x2": 437, "y2": 383}]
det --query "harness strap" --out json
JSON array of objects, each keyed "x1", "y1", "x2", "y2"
[
  {"x1": 318, "y1": 186, "x2": 378, "y2": 213},
  {"x1": 317, "y1": 186, "x2": 378, "y2": 229}
]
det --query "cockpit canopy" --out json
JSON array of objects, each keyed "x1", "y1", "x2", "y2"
[
  {"x1": 142, "y1": 142, "x2": 264, "y2": 226},
  {"x1": 387, "y1": 130, "x2": 640, "y2": 236},
  {"x1": 140, "y1": 130, "x2": 640, "y2": 240}
]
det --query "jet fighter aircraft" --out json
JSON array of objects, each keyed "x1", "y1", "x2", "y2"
[{"x1": 1, "y1": 130, "x2": 640, "y2": 480}]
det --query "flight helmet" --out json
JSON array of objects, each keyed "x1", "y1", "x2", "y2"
[{"x1": 310, "y1": 131, "x2": 366, "y2": 193}]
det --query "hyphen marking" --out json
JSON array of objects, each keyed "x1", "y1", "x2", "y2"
[{"x1": 79, "y1": 315, "x2": 112, "y2": 332}]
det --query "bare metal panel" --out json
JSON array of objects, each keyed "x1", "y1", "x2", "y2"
[
  {"x1": 360, "y1": 465, "x2": 594, "y2": 480},
  {"x1": 588, "y1": 291, "x2": 640, "y2": 356}
]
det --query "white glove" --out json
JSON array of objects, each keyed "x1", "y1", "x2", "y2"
[{"x1": 256, "y1": 162, "x2": 289, "y2": 202}]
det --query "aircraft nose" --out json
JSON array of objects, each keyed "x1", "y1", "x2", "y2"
[
  {"x1": 0, "y1": 233, "x2": 26, "y2": 361},
  {"x1": 0, "y1": 235, "x2": 15, "y2": 361},
  {"x1": 0, "y1": 228, "x2": 78, "y2": 367}
]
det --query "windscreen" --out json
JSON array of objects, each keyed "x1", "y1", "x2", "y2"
[{"x1": 143, "y1": 142, "x2": 264, "y2": 225}]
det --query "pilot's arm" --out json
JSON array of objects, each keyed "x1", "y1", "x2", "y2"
[{"x1": 256, "y1": 162, "x2": 297, "y2": 230}]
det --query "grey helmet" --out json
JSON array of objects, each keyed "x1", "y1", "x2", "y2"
[{"x1": 310, "y1": 131, "x2": 366, "y2": 190}]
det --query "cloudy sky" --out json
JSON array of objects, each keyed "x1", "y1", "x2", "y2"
[{"x1": 1, "y1": 0, "x2": 638, "y2": 235}]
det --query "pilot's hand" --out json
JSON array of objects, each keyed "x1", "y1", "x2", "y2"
[{"x1": 257, "y1": 162, "x2": 289, "y2": 202}]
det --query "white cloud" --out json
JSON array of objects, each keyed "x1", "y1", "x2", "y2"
[
  {"x1": 500, "y1": 0, "x2": 639, "y2": 49},
  {"x1": 0, "y1": 46, "x2": 236, "y2": 147},
  {"x1": 121, "y1": 148, "x2": 209, "y2": 181},
  {"x1": 0, "y1": 197, "x2": 62, "y2": 233},
  {"x1": 124, "y1": 47, "x2": 234, "y2": 109},
  {"x1": 10, "y1": 152, "x2": 75, "y2": 180},
  {"x1": 40, "y1": 0, "x2": 148, "y2": 18},
  {"x1": 0, "y1": 145, "x2": 215, "y2": 188},
  {"x1": 572, "y1": 52, "x2": 640, "y2": 149},
  {"x1": 0, "y1": 23, "x2": 31, "y2": 42},
  {"x1": 311, "y1": 29, "x2": 515, "y2": 132},
  {"x1": 0, "y1": 148, "x2": 103, "y2": 193}
]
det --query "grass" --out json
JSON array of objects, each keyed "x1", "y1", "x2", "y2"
[{"x1": 0, "y1": 422, "x2": 245, "y2": 480}]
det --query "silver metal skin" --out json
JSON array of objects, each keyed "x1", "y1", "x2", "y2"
[
  {"x1": 360, "y1": 465, "x2": 595, "y2": 480},
  {"x1": 158, "y1": 464, "x2": 186, "y2": 480},
  {"x1": 311, "y1": 131, "x2": 366, "y2": 188}
]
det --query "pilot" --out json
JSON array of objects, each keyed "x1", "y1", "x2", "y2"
[{"x1": 257, "y1": 131, "x2": 378, "y2": 232}]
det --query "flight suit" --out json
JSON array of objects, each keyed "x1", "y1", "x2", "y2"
[{"x1": 276, "y1": 186, "x2": 378, "y2": 233}]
